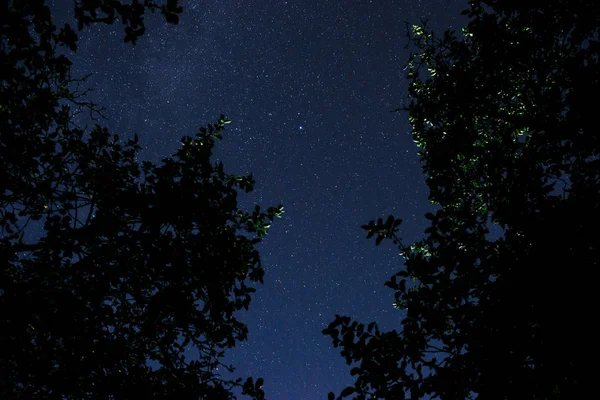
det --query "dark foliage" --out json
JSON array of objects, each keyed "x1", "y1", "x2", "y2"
[
  {"x1": 1, "y1": 1, "x2": 281, "y2": 398},
  {"x1": 325, "y1": 0, "x2": 598, "y2": 399},
  {"x1": 72, "y1": 0, "x2": 184, "y2": 44}
]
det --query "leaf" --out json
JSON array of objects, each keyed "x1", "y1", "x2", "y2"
[
  {"x1": 164, "y1": 12, "x2": 179, "y2": 24},
  {"x1": 255, "y1": 378, "x2": 264, "y2": 390},
  {"x1": 385, "y1": 215, "x2": 394, "y2": 228},
  {"x1": 367, "y1": 322, "x2": 376, "y2": 332},
  {"x1": 166, "y1": 0, "x2": 179, "y2": 10}
]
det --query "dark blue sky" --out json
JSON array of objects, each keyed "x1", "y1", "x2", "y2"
[{"x1": 50, "y1": 1, "x2": 468, "y2": 398}]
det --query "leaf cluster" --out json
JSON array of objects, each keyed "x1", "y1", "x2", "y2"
[{"x1": 73, "y1": 0, "x2": 184, "y2": 43}]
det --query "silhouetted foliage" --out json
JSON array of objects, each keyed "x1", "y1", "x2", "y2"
[
  {"x1": 1, "y1": 1, "x2": 281, "y2": 398},
  {"x1": 72, "y1": 0, "x2": 184, "y2": 43},
  {"x1": 325, "y1": 0, "x2": 598, "y2": 399}
]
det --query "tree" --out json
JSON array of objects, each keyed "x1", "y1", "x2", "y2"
[
  {"x1": 324, "y1": 0, "x2": 598, "y2": 398},
  {"x1": 1, "y1": 1, "x2": 282, "y2": 398}
]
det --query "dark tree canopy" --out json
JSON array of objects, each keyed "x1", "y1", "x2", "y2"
[
  {"x1": 2, "y1": 1, "x2": 281, "y2": 398},
  {"x1": 325, "y1": 0, "x2": 598, "y2": 399}
]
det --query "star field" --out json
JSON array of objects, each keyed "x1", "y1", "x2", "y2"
[{"x1": 49, "y1": 1, "x2": 468, "y2": 398}]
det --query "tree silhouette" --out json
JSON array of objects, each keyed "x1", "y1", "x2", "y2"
[
  {"x1": 1, "y1": 1, "x2": 281, "y2": 398},
  {"x1": 325, "y1": 1, "x2": 597, "y2": 399}
]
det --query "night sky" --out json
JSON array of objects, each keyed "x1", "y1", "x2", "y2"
[{"x1": 48, "y1": 1, "x2": 468, "y2": 398}]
